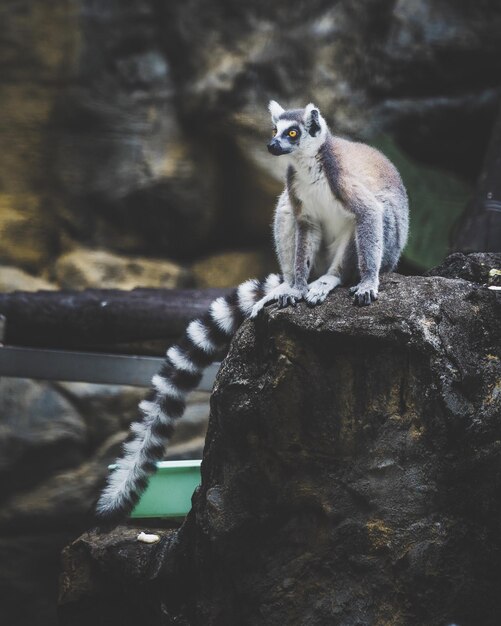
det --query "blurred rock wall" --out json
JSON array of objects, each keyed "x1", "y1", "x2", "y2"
[
  {"x1": 0, "y1": 376, "x2": 210, "y2": 626},
  {"x1": 1, "y1": 0, "x2": 501, "y2": 291}
]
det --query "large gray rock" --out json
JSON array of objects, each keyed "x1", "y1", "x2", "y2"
[
  {"x1": 59, "y1": 253, "x2": 501, "y2": 626},
  {"x1": 0, "y1": 378, "x2": 87, "y2": 496}
]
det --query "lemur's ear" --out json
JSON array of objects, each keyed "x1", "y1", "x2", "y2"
[
  {"x1": 304, "y1": 103, "x2": 321, "y2": 137},
  {"x1": 268, "y1": 100, "x2": 285, "y2": 124}
]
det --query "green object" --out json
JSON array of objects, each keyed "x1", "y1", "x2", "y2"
[
  {"x1": 371, "y1": 135, "x2": 473, "y2": 270},
  {"x1": 108, "y1": 460, "x2": 202, "y2": 518}
]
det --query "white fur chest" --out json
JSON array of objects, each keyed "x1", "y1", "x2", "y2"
[{"x1": 291, "y1": 158, "x2": 354, "y2": 245}]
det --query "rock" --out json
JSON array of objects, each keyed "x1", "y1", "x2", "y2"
[
  {"x1": 59, "y1": 254, "x2": 501, "y2": 626},
  {"x1": 0, "y1": 531, "x2": 77, "y2": 626},
  {"x1": 0, "y1": 436, "x2": 117, "y2": 532},
  {"x1": 0, "y1": 0, "x2": 221, "y2": 263},
  {"x1": 52, "y1": 2, "x2": 221, "y2": 259},
  {"x1": 0, "y1": 377, "x2": 209, "y2": 626},
  {"x1": 56, "y1": 382, "x2": 209, "y2": 453},
  {"x1": 0, "y1": 0, "x2": 73, "y2": 272},
  {"x1": 0, "y1": 386, "x2": 210, "y2": 528},
  {"x1": 2, "y1": 0, "x2": 501, "y2": 273},
  {"x1": 191, "y1": 250, "x2": 276, "y2": 288},
  {"x1": 59, "y1": 525, "x2": 177, "y2": 625},
  {"x1": 164, "y1": 435, "x2": 206, "y2": 461},
  {"x1": 242, "y1": 1, "x2": 501, "y2": 176},
  {"x1": 0, "y1": 266, "x2": 57, "y2": 292},
  {"x1": 176, "y1": 263, "x2": 501, "y2": 625},
  {"x1": 52, "y1": 247, "x2": 193, "y2": 290},
  {"x1": 427, "y1": 251, "x2": 501, "y2": 284},
  {"x1": 0, "y1": 195, "x2": 57, "y2": 271},
  {"x1": 0, "y1": 383, "x2": 209, "y2": 529},
  {"x1": 0, "y1": 378, "x2": 87, "y2": 497},
  {"x1": 162, "y1": 0, "x2": 501, "y2": 267},
  {"x1": 166, "y1": 390, "x2": 210, "y2": 460},
  {"x1": 55, "y1": 382, "x2": 147, "y2": 448}
]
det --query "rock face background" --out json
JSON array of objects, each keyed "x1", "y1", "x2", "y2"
[
  {"x1": 0, "y1": 377, "x2": 210, "y2": 626},
  {"x1": 1, "y1": 0, "x2": 501, "y2": 287},
  {"x1": 1, "y1": 1, "x2": 501, "y2": 624},
  {"x1": 58, "y1": 254, "x2": 501, "y2": 626}
]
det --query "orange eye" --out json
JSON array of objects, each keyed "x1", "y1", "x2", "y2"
[
  {"x1": 272, "y1": 128, "x2": 277, "y2": 137},
  {"x1": 288, "y1": 129, "x2": 297, "y2": 138}
]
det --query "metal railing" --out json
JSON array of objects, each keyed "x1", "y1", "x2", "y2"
[{"x1": 0, "y1": 314, "x2": 219, "y2": 390}]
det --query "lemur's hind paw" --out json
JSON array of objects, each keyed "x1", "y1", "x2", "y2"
[
  {"x1": 277, "y1": 284, "x2": 308, "y2": 309},
  {"x1": 306, "y1": 275, "x2": 341, "y2": 306},
  {"x1": 250, "y1": 283, "x2": 305, "y2": 317},
  {"x1": 350, "y1": 282, "x2": 378, "y2": 306}
]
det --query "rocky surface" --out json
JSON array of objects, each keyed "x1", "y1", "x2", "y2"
[
  {"x1": 59, "y1": 253, "x2": 501, "y2": 626},
  {"x1": 59, "y1": 525, "x2": 178, "y2": 626},
  {"x1": 426, "y1": 251, "x2": 501, "y2": 284}
]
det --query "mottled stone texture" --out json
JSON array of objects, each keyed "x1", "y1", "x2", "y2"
[{"x1": 59, "y1": 254, "x2": 501, "y2": 626}]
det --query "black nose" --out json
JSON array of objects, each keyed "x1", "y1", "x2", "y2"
[{"x1": 267, "y1": 139, "x2": 282, "y2": 155}]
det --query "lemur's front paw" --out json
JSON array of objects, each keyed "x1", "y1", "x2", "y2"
[
  {"x1": 350, "y1": 282, "x2": 378, "y2": 306},
  {"x1": 250, "y1": 282, "x2": 302, "y2": 317},
  {"x1": 306, "y1": 275, "x2": 341, "y2": 306}
]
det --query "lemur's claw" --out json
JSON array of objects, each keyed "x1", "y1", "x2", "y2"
[
  {"x1": 276, "y1": 287, "x2": 306, "y2": 309},
  {"x1": 351, "y1": 284, "x2": 378, "y2": 306},
  {"x1": 278, "y1": 295, "x2": 291, "y2": 308}
]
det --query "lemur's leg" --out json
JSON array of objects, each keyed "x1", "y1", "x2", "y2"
[
  {"x1": 251, "y1": 197, "x2": 295, "y2": 317},
  {"x1": 349, "y1": 202, "x2": 384, "y2": 306},
  {"x1": 277, "y1": 219, "x2": 321, "y2": 308},
  {"x1": 274, "y1": 194, "x2": 295, "y2": 285},
  {"x1": 251, "y1": 205, "x2": 320, "y2": 316},
  {"x1": 305, "y1": 229, "x2": 354, "y2": 305}
]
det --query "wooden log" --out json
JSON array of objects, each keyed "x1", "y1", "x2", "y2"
[
  {"x1": 0, "y1": 288, "x2": 231, "y2": 353},
  {"x1": 453, "y1": 104, "x2": 501, "y2": 252}
]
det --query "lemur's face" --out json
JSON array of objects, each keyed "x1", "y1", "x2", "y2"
[{"x1": 267, "y1": 101, "x2": 323, "y2": 157}]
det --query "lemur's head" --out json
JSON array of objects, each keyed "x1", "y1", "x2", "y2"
[{"x1": 267, "y1": 101, "x2": 327, "y2": 157}]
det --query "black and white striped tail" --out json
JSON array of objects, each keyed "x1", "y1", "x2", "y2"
[{"x1": 95, "y1": 273, "x2": 282, "y2": 522}]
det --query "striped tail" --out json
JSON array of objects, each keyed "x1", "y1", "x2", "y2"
[{"x1": 95, "y1": 273, "x2": 282, "y2": 521}]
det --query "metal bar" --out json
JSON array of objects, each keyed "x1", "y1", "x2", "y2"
[{"x1": 0, "y1": 346, "x2": 220, "y2": 390}]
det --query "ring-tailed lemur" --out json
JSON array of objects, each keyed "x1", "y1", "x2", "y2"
[
  {"x1": 96, "y1": 101, "x2": 408, "y2": 521},
  {"x1": 251, "y1": 100, "x2": 409, "y2": 313}
]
